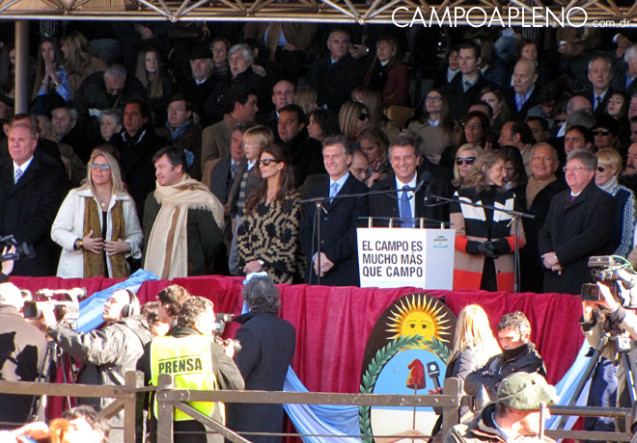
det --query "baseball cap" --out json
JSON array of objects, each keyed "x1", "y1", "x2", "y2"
[{"x1": 497, "y1": 372, "x2": 557, "y2": 411}]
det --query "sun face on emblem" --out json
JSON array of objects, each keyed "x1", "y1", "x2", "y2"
[{"x1": 385, "y1": 294, "x2": 451, "y2": 343}]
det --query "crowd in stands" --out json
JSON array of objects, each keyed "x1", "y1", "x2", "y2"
[{"x1": 2, "y1": 23, "x2": 637, "y2": 293}]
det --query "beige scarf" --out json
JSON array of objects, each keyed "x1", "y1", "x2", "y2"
[
  {"x1": 526, "y1": 174, "x2": 557, "y2": 209},
  {"x1": 144, "y1": 175, "x2": 224, "y2": 279}
]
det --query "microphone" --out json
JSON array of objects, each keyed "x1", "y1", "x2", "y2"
[
  {"x1": 413, "y1": 171, "x2": 432, "y2": 194},
  {"x1": 426, "y1": 361, "x2": 441, "y2": 389}
]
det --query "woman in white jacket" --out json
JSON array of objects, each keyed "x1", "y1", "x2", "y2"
[{"x1": 51, "y1": 149, "x2": 143, "y2": 278}]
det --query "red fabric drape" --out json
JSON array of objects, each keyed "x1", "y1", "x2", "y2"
[{"x1": 11, "y1": 277, "x2": 584, "y2": 428}]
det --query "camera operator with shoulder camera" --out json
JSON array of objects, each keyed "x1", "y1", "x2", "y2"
[
  {"x1": 37, "y1": 289, "x2": 153, "y2": 443},
  {"x1": 581, "y1": 279, "x2": 637, "y2": 435}
]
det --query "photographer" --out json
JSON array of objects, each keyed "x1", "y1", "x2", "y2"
[
  {"x1": 0, "y1": 245, "x2": 16, "y2": 282},
  {"x1": 0, "y1": 282, "x2": 49, "y2": 428},
  {"x1": 38, "y1": 289, "x2": 152, "y2": 443},
  {"x1": 581, "y1": 282, "x2": 637, "y2": 433}
]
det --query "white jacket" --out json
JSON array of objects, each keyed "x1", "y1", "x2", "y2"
[{"x1": 51, "y1": 187, "x2": 143, "y2": 278}]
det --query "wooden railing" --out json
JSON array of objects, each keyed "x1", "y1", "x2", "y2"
[{"x1": 0, "y1": 373, "x2": 632, "y2": 442}]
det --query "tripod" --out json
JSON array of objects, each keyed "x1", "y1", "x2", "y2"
[
  {"x1": 28, "y1": 339, "x2": 74, "y2": 422},
  {"x1": 555, "y1": 328, "x2": 637, "y2": 431}
]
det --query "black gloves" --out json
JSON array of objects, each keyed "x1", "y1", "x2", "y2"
[{"x1": 466, "y1": 239, "x2": 509, "y2": 259}]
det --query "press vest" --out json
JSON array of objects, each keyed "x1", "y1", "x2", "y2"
[{"x1": 150, "y1": 334, "x2": 218, "y2": 421}]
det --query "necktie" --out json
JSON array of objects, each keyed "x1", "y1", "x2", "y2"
[
  {"x1": 329, "y1": 182, "x2": 338, "y2": 204},
  {"x1": 595, "y1": 96, "x2": 602, "y2": 111},
  {"x1": 14, "y1": 168, "x2": 22, "y2": 184},
  {"x1": 399, "y1": 185, "x2": 414, "y2": 227},
  {"x1": 516, "y1": 94, "x2": 525, "y2": 112}
]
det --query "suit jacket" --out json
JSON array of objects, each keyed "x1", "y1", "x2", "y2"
[
  {"x1": 538, "y1": 180, "x2": 616, "y2": 294},
  {"x1": 0, "y1": 152, "x2": 68, "y2": 276},
  {"x1": 586, "y1": 87, "x2": 614, "y2": 117},
  {"x1": 443, "y1": 72, "x2": 494, "y2": 121},
  {"x1": 209, "y1": 154, "x2": 234, "y2": 205},
  {"x1": 306, "y1": 54, "x2": 367, "y2": 112},
  {"x1": 503, "y1": 86, "x2": 541, "y2": 121},
  {"x1": 299, "y1": 174, "x2": 369, "y2": 286},
  {"x1": 368, "y1": 172, "x2": 450, "y2": 229},
  {"x1": 227, "y1": 159, "x2": 262, "y2": 217}
]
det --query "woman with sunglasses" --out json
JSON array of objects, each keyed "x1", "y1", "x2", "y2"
[
  {"x1": 236, "y1": 144, "x2": 302, "y2": 284},
  {"x1": 339, "y1": 100, "x2": 370, "y2": 146},
  {"x1": 408, "y1": 88, "x2": 455, "y2": 165},
  {"x1": 450, "y1": 150, "x2": 525, "y2": 291},
  {"x1": 452, "y1": 144, "x2": 483, "y2": 189},
  {"x1": 51, "y1": 149, "x2": 143, "y2": 278},
  {"x1": 596, "y1": 148, "x2": 635, "y2": 258}
]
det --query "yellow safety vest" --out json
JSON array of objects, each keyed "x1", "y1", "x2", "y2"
[{"x1": 150, "y1": 334, "x2": 218, "y2": 421}]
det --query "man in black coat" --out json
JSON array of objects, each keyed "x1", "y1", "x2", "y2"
[
  {"x1": 306, "y1": 29, "x2": 368, "y2": 112},
  {"x1": 464, "y1": 312, "x2": 546, "y2": 399},
  {"x1": 0, "y1": 282, "x2": 48, "y2": 428},
  {"x1": 227, "y1": 276, "x2": 295, "y2": 443},
  {"x1": 538, "y1": 149, "x2": 616, "y2": 294},
  {"x1": 443, "y1": 41, "x2": 494, "y2": 121},
  {"x1": 369, "y1": 133, "x2": 450, "y2": 229},
  {"x1": 299, "y1": 135, "x2": 368, "y2": 286},
  {"x1": 0, "y1": 121, "x2": 68, "y2": 276},
  {"x1": 111, "y1": 99, "x2": 169, "y2": 220}
]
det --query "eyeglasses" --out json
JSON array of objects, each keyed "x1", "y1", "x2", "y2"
[
  {"x1": 357, "y1": 113, "x2": 369, "y2": 121},
  {"x1": 456, "y1": 157, "x2": 476, "y2": 165},
  {"x1": 592, "y1": 129, "x2": 611, "y2": 136},
  {"x1": 91, "y1": 163, "x2": 111, "y2": 170},
  {"x1": 563, "y1": 166, "x2": 587, "y2": 173},
  {"x1": 425, "y1": 96, "x2": 442, "y2": 102},
  {"x1": 259, "y1": 158, "x2": 280, "y2": 166}
]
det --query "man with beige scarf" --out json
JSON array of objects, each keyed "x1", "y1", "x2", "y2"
[{"x1": 143, "y1": 146, "x2": 225, "y2": 279}]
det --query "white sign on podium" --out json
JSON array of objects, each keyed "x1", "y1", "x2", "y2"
[{"x1": 357, "y1": 227, "x2": 455, "y2": 289}]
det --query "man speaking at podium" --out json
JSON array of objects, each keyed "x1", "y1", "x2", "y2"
[
  {"x1": 300, "y1": 135, "x2": 369, "y2": 286},
  {"x1": 369, "y1": 132, "x2": 449, "y2": 229}
]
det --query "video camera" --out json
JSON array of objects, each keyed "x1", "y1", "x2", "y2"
[
  {"x1": 23, "y1": 288, "x2": 85, "y2": 323},
  {"x1": 581, "y1": 256, "x2": 637, "y2": 309},
  {"x1": 213, "y1": 313, "x2": 241, "y2": 353},
  {"x1": 0, "y1": 234, "x2": 35, "y2": 262}
]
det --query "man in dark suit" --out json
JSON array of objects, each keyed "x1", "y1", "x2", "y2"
[
  {"x1": 299, "y1": 134, "x2": 368, "y2": 286},
  {"x1": 538, "y1": 149, "x2": 615, "y2": 294},
  {"x1": 369, "y1": 133, "x2": 449, "y2": 229},
  {"x1": 0, "y1": 120, "x2": 68, "y2": 276},
  {"x1": 503, "y1": 58, "x2": 540, "y2": 121},
  {"x1": 111, "y1": 99, "x2": 169, "y2": 220},
  {"x1": 443, "y1": 40, "x2": 494, "y2": 121},
  {"x1": 306, "y1": 29, "x2": 368, "y2": 112},
  {"x1": 587, "y1": 54, "x2": 614, "y2": 117}
]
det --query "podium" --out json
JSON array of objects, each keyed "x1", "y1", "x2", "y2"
[{"x1": 357, "y1": 218, "x2": 455, "y2": 289}]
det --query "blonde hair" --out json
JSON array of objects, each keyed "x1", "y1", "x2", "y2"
[
  {"x1": 596, "y1": 148, "x2": 622, "y2": 180},
  {"x1": 450, "y1": 304, "x2": 501, "y2": 365},
  {"x1": 338, "y1": 100, "x2": 368, "y2": 142},
  {"x1": 84, "y1": 149, "x2": 126, "y2": 196},
  {"x1": 295, "y1": 85, "x2": 318, "y2": 115},
  {"x1": 452, "y1": 144, "x2": 483, "y2": 187},
  {"x1": 243, "y1": 125, "x2": 274, "y2": 149}
]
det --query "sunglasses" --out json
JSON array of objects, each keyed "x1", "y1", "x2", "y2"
[
  {"x1": 456, "y1": 157, "x2": 476, "y2": 165},
  {"x1": 91, "y1": 163, "x2": 110, "y2": 170},
  {"x1": 259, "y1": 158, "x2": 280, "y2": 166},
  {"x1": 592, "y1": 129, "x2": 611, "y2": 136},
  {"x1": 357, "y1": 113, "x2": 369, "y2": 121}
]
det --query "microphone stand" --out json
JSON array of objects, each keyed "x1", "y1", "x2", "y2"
[
  {"x1": 300, "y1": 180, "x2": 428, "y2": 286},
  {"x1": 425, "y1": 192, "x2": 534, "y2": 293}
]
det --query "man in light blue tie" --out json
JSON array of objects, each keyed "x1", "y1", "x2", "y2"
[
  {"x1": 504, "y1": 58, "x2": 538, "y2": 120},
  {"x1": 299, "y1": 134, "x2": 369, "y2": 286}
]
